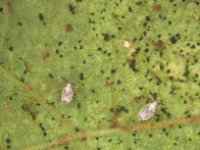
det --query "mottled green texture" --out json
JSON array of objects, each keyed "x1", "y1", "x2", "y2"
[{"x1": 0, "y1": 0, "x2": 200, "y2": 150}]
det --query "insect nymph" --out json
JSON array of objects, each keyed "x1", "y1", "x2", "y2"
[
  {"x1": 138, "y1": 101, "x2": 158, "y2": 121},
  {"x1": 61, "y1": 83, "x2": 73, "y2": 104}
]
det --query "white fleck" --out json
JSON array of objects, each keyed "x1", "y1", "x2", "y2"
[
  {"x1": 123, "y1": 39, "x2": 131, "y2": 48},
  {"x1": 61, "y1": 83, "x2": 73, "y2": 104},
  {"x1": 138, "y1": 101, "x2": 158, "y2": 121}
]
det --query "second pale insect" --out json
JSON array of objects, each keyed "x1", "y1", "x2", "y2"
[{"x1": 138, "y1": 101, "x2": 158, "y2": 121}]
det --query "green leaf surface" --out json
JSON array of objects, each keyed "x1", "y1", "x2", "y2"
[{"x1": 0, "y1": 0, "x2": 200, "y2": 150}]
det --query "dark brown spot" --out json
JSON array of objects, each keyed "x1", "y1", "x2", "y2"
[
  {"x1": 65, "y1": 24, "x2": 73, "y2": 32},
  {"x1": 41, "y1": 51, "x2": 50, "y2": 61},
  {"x1": 68, "y1": 4, "x2": 75, "y2": 14},
  {"x1": 153, "y1": 3, "x2": 162, "y2": 12}
]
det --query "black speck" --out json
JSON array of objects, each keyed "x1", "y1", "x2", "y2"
[
  {"x1": 117, "y1": 80, "x2": 121, "y2": 84},
  {"x1": 80, "y1": 73, "x2": 84, "y2": 80},
  {"x1": 64, "y1": 145, "x2": 69, "y2": 150},
  {"x1": 132, "y1": 131, "x2": 137, "y2": 136},
  {"x1": 166, "y1": 69, "x2": 171, "y2": 73},
  {"x1": 129, "y1": 59, "x2": 139, "y2": 72},
  {"x1": 146, "y1": 16, "x2": 150, "y2": 21},
  {"x1": 128, "y1": 6, "x2": 132, "y2": 12},
  {"x1": 197, "y1": 131, "x2": 200, "y2": 135},
  {"x1": 170, "y1": 36, "x2": 177, "y2": 44},
  {"x1": 183, "y1": 65, "x2": 190, "y2": 77},
  {"x1": 6, "y1": 145, "x2": 11, "y2": 149},
  {"x1": 5, "y1": 138, "x2": 11, "y2": 144},
  {"x1": 103, "y1": 34, "x2": 110, "y2": 41},
  {"x1": 118, "y1": 27, "x2": 122, "y2": 30},
  {"x1": 56, "y1": 49, "x2": 59, "y2": 54},
  {"x1": 80, "y1": 45, "x2": 83, "y2": 49},
  {"x1": 111, "y1": 69, "x2": 116, "y2": 74},
  {"x1": 97, "y1": 47, "x2": 102, "y2": 51},
  {"x1": 39, "y1": 123, "x2": 47, "y2": 136},
  {"x1": 135, "y1": 47, "x2": 141, "y2": 54},
  {"x1": 82, "y1": 60, "x2": 86, "y2": 64},
  {"x1": 9, "y1": 46, "x2": 13, "y2": 51},
  {"x1": 149, "y1": 134, "x2": 153, "y2": 137},
  {"x1": 58, "y1": 41, "x2": 62, "y2": 46},
  {"x1": 68, "y1": 4, "x2": 76, "y2": 14},
  {"x1": 39, "y1": 13, "x2": 44, "y2": 21},
  {"x1": 191, "y1": 45, "x2": 196, "y2": 49},
  {"x1": 0, "y1": 7, "x2": 3, "y2": 13},
  {"x1": 144, "y1": 48, "x2": 149, "y2": 53},
  {"x1": 18, "y1": 22, "x2": 23, "y2": 26},
  {"x1": 48, "y1": 73, "x2": 53, "y2": 79},
  {"x1": 77, "y1": 102, "x2": 81, "y2": 109},
  {"x1": 75, "y1": 127, "x2": 80, "y2": 132}
]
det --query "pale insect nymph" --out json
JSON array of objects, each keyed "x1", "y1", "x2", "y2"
[
  {"x1": 138, "y1": 101, "x2": 158, "y2": 121},
  {"x1": 61, "y1": 83, "x2": 73, "y2": 104}
]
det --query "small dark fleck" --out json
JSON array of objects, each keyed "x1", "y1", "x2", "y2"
[
  {"x1": 0, "y1": 7, "x2": 3, "y2": 13},
  {"x1": 132, "y1": 131, "x2": 137, "y2": 136},
  {"x1": 9, "y1": 46, "x2": 13, "y2": 51},
  {"x1": 82, "y1": 60, "x2": 86, "y2": 64},
  {"x1": 64, "y1": 145, "x2": 69, "y2": 150},
  {"x1": 144, "y1": 48, "x2": 149, "y2": 53},
  {"x1": 129, "y1": 59, "x2": 139, "y2": 72},
  {"x1": 6, "y1": 145, "x2": 11, "y2": 149},
  {"x1": 135, "y1": 47, "x2": 141, "y2": 53},
  {"x1": 146, "y1": 16, "x2": 150, "y2": 21},
  {"x1": 77, "y1": 102, "x2": 81, "y2": 109},
  {"x1": 183, "y1": 65, "x2": 190, "y2": 77},
  {"x1": 118, "y1": 27, "x2": 122, "y2": 30},
  {"x1": 149, "y1": 134, "x2": 153, "y2": 137},
  {"x1": 166, "y1": 69, "x2": 171, "y2": 73},
  {"x1": 97, "y1": 47, "x2": 102, "y2": 51},
  {"x1": 117, "y1": 80, "x2": 121, "y2": 84},
  {"x1": 58, "y1": 41, "x2": 62, "y2": 46},
  {"x1": 103, "y1": 34, "x2": 110, "y2": 41},
  {"x1": 18, "y1": 22, "x2": 23, "y2": 26},
  {"x1": 128, "y1": 6, "x2": 132, "y2": 12},
  {"x1": 56, "y1": 49, "x2": 59, "y2": 54},
  {"x1": 173, "y1": 142, "x2": 177, "y2": 146},
  {"x1": 80, "y1": 73, "x2": 84, "y2": 80},
  {"x1": 170, "y1": 36, "x2": 177, "y2": 44},
  {"x1": 111, "y1": 69, "x2": 116, "y2": 74},
  {"x1": 48, "y1": 73, "x2": 53, "y2": 79},
  {"x1": 36, "y1": 103, "x2": 41, "y2": 106},
  {"x1": 68, "y1": 4, "x2": 76, "y2": 14},
  {"x1": 75, "y1": 127, "x2": 80, "y2": 132},
  {"x1": 38, "y1": 13, "x2": 44, "y2": 21},
  {"x1": 5, "y1": 138, "x2": 11, "y2": 144},
  {"x1": 197, "y1": 131, "x2": 200, "y2": 135}
]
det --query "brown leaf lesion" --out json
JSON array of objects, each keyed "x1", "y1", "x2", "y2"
[{"x1": 65, "y1": 24, "x2": 73, "y2": 32}]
